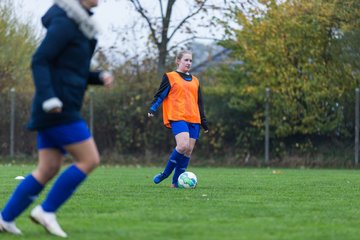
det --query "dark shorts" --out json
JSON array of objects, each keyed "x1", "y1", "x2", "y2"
[
  {"x1": 170, "y1": 120, "x2": 200, "y2": 139},
  {"x1": 37, "y1": 120, "x2": 91, "y2": 154}
]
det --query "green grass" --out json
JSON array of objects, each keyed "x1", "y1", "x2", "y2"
[{"x1": 1, "y1": 165, "x2": 360, "y2": 239}]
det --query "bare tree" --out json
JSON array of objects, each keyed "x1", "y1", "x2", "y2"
[{"x1": 127, "y1": 0, "x2": 253, "y2": 76}]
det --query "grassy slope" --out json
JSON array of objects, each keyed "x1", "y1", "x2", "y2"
[{"x1": 0, "y1": 165, "x2": 360, "y2": 240}]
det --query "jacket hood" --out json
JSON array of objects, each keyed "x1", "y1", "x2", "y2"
[
  {"x1": 41, "y1": 5, "x2": 65, "y2": 29},
  {"x1": 41, "y1": 0, "x2": 98, "y2": 39}
]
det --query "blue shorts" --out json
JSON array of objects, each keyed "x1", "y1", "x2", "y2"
[
  {"x1": 37, "y1": 121, "x2": 91, "y2": 154},
  {"x1": 170, "y1": 121, "x2": 200, "y2": 139}
]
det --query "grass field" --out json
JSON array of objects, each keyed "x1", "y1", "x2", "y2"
[{"x1": 1, "y1": 164, "x2": 360, "y2": 240}]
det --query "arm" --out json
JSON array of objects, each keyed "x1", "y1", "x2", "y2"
[
  {"x1": 31, "y1": 17, "x2": 75, "y2": 111},
  {"x1": 198, "y1": 86, "x2": 209, "y2": 132},
  {"x1": 87, "y1": 71, "x2": 114, "y2": 87},
  {"x1": 87, "y1": 71, "x2": 102, "y2": 85},
  {"x1": 148, "y1": 74, "x2": 171, "y2": 116}
]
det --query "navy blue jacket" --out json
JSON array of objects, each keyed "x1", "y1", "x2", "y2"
[{"x1": 27, "y1": 4, "x2": 103, "y2": 130}]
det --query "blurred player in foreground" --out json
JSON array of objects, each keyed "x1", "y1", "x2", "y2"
[{"x1": 0, "y1": 0, "x2": 113, "y2": 237}]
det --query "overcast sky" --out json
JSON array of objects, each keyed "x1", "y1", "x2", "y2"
[
  {"x1": 14, "y1": 0, "x2": 137, "y2": 47},
  {"x1": 12, "y1": 0, "x2": 234, "y2": 64}
]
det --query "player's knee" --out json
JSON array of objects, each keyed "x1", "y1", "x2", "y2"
[
  {"x1": 177, "y1": 143, "x2": 190, "y2": 154},
  {"x1": 83, "y1": 155, "x2": 100, "y2": 171},
  {"x1": 33, "y1": 165, "x2": 61, "y2": 184},
  {"x1": 90, "y1": 155, "x2": 101, "y2": 168}
]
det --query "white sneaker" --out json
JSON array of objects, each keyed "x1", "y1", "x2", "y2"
[
  {"x1": 30, "y1": 205, "x2": 67, "y2": 238},
  {"x1": 0, "y1": 214, "x2": 22, "y2": 235}
]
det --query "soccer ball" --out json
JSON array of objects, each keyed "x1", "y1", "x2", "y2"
[{"x1": 178, "y1": 172, "x2": 197, "y2": 189}]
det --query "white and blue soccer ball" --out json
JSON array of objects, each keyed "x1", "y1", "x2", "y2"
[{"x1": 178, "y1": 171, "x2": 198, "y2": 189}]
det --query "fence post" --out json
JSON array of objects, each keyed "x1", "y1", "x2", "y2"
[
  {"x1": 355, "y1": 88, "x2": 359, "y2": 166},
  {"x1": 89, "y1": 88, "x2": 94, "y2": 136},
  {"x1": 265, "y1": 88, "x2": 270, "y2": 164},
  {"x1": 10, "y1": 88, "x2": 16, "y2": 157}
]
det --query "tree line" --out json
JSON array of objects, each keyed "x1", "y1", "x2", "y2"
[{"x1": 0, "y1": 0, "x2": 359, "y2": 166}]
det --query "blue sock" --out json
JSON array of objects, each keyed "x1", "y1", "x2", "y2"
[
  {"x1": 163, "y1": 149, "x2": 183, "y2": 177},
  {"x1": 42, "y1": 164, "x2": 86, "y2": 212},
  {"x1": 1, "y1": 174, "x2": 43, "y2": 221},
  {"x1": 172, "y1": 155, "x2": 190, "y2": 185}
]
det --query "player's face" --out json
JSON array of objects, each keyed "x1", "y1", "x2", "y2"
[
  {"x1": 80, "y1": 0, "x2": 99, "y2": 9},
  {"x1": 177, "y1": 54, "x2": 192, "y2": 73}
]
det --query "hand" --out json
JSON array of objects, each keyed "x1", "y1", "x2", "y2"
[
  {"x1": 100, "y1": 71, "x2": 114, "y2": 88},
  {"x1": 148, "y1": 112, "x2": 154, "y2": 118},
  {"x1": 201, "y1": 120, "x2": 209, "y2": 133},
  {"x1": 42, "y1": 97, "x2": 63, "y2": 113},
  {"x1": 48, "y1": 107, "x2": 62, "y2": 113}
]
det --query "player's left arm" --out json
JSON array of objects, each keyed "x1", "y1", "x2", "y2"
[
  {"x1": 88, "y1": 71, "x2": 113, "y2": 88},
  {"x1": 198, "y1": 86, "x2": 209, "y2": 133}
]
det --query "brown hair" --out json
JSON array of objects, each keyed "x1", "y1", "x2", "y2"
[{"x1": 175, "y1": 50, "x2": 192, "y2": 65}]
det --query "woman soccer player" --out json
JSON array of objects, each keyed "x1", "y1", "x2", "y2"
[
  {"x1": 0, "y1": 0, "x2": 113, "y2": 237},
  {"x1": 148, "y1": 50, "x2": 209, "y2": 188}
]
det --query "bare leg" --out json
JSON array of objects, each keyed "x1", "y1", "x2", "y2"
[
  {"x1": 39, "y1": 137, "x2": 100, "y2": 213},
  {"x1": 32, "y1": 149, "x2": 63, "y2": 185},
  {"x1": 0, "y1": 149, "x2": 62, "y2": 235},
  {"x1": 185, "y1": 138, "x2": 197, "y2": 158},
  {"x1": 65, "y1": 137, "x2": 100, "y2": 174},
  {"x1": 30, "y1": 138, "x2": 100, "y2": 238}
]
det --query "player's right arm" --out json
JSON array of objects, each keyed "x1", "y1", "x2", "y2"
[
  {"x1": 148, "y1": 74, "x2": 171, "y2": 117},
  {"x1": 31, "y1": 17, "x2": 75, "y2": 112},
  {"x1": 198, "y1": 86, "x2": 209, "y2": 133}
]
